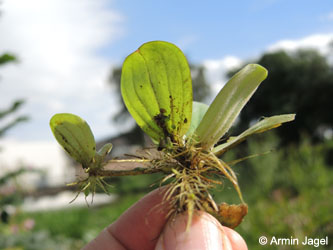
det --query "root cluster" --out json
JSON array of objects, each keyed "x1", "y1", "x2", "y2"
[{"x1": 151, "y1": 142, "x2": 244, "y2": 229}]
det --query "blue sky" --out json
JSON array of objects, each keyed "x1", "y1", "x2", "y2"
[
  {"x1": 0, "y1": 0, "x2": 333, "y2": 144},
  {"x1": 105, "y1": 0, "x2": 333, "y2": 62}
]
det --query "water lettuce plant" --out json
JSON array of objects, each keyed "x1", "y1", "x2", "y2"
[{"x1": 50, "y1": 41, "x2": 295, "y2": 229}]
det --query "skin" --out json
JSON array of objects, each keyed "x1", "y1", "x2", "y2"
[{"x1": 83, "y1": 188, "x2": 247, "y2": 250}]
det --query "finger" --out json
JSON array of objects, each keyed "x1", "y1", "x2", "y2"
[
  {"x1": 155, "y1": 211, "x2": 234, "y2": 250},
  {"x1": 223, "y1": 226, "x2": 248, "y2": 250},
  {"x1": 84, "y1": 187, "x2": 170, "y2": 250},
  {"x1": 82, "y1": 228, "x2": 126, "y2": 250}
]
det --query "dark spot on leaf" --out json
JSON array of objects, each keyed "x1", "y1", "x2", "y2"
[
  {"x1": 93, "y1": 146, "x2": 96, "y2": 150},
  {"x1": 184, "y1": 118, "x2": 188, "y2": 123},
  {"x1": 140, "y1": 85, "x2": 143, "y2": 88},
  {"x1": 61, "y1": 134, "x2": 68, "y2": 143},
  {"x1": 154, "y1": 111, "x2": 173, "y2": 142},
  {"x1": 63, "y1": 147, "x2": 71, "y2": 154},
  {"x1": 160, "y1": 108, "x2": 166, "y2": 113}
]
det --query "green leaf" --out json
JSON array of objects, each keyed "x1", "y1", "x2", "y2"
[
  {"x1": 50, "y1": 113, "x2": 96, "y2": 168},
  {"x1": 194, "y1": 64, "x2": 268, "y2": 149},
  {"x1": 97, "y1": 143, "x2": 113, "y2": 158},
  {"x1": 186, "y1": 101, "x2": 209, "y2": 139},
  {"x1": 95, "y1": 143, "x2": 113, "y2": 165},
  {"x1": 121, "y1": 41, "x2": 192, "y2": 143},
  {"x1": 0, "y1": 53, "x2": 17, "y2": 65},
  {"x1": 213, "y1": 114, "x2": 295, "y2": 155}
]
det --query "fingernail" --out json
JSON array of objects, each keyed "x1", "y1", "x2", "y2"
[{"x1": 155, "y1": 212, "x2": 230, "y2": 250}]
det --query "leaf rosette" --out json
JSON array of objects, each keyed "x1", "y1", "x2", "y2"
[{"x1": 50, "y1": 41, "x2": 295, "y2": 228}]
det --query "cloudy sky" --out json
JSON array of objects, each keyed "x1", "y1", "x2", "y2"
[{"x1": 1, "y1": 0, "x2": 333, "y2": 144}]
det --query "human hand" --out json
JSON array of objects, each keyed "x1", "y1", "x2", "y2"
[{"x1": 83, "y1": 188, "x2": 247, "y2": 250}]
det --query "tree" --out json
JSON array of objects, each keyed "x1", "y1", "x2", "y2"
[
  {"x1": 228, "y1": 49, "x2": 333, "y2": 143},
  {"x1": 0, "y1": 53, "x2": 28, "y2": 139}
]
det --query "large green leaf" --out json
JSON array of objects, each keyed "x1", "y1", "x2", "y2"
[
  {"x1": 194, "y1": 64, "x2": 268, "y2": 149},
  {"x1": 213, "y1": 114, "x2": 295, "y2": 156},
  {"x1": 50, "y1": 113, "x2": 96, "y2": 168},
  {"x1": 121, "y1": 41, "x2": 192, "y2": 143}
]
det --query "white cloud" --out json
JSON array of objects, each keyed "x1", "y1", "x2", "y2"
[
  {"x1": 267, "y1": 33, "x2": 333, "y2": 55},
  {"x1": 0, "y1": 0, "x2": 125, "y2": 141},
  {"x1": 203, "y1": 56, "x2": 242, "y2": 99}
]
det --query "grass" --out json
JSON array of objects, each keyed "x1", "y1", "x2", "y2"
[{"x1": 1, "y1": 193, "x2": 145, "y2": 250}]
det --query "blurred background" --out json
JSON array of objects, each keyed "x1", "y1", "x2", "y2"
[{"x1": 0, "y1": 0, "x2": 333, "y2": 249}]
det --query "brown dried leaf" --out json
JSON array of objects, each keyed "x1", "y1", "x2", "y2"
[{"x1": 216, "y1": 202, "x2": 248, "y2": 229}]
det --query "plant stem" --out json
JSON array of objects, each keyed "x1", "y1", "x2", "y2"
[
  {"x1": 96, "y1": 159, "x2": 162, "y2": 177},
  {"x1": 97, "y1": 167, "x2": 161, "y2": 177}
]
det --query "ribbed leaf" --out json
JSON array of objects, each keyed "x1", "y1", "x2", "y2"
[
  {"x1": 121, "y1": 41, "x2": 192, "y2": 143},
  {"x1": 194, "y1": 64, "x2": 268, "y2": 149},
  {"x1": 50, "y1": 113, "x2": 96, "y2": 168},
  {"x1": 213, "y1": 114, "x2": 295, "y2": 155}
]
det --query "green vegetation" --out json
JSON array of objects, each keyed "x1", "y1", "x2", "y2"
[
  {"x1": 0, "y1": 53, "x2": 28, "y2": 139},
  {"x1": 231, "y1": 49, "x2": 333, "y2": 143},
  {"x1": 219, "y1": 133, "x2": 333, "y2": 249},
  {"x1": 2, "y1": 133, "x2": 332, "y2": 249}
]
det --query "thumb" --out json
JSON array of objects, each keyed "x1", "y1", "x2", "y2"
[{"x1": 155, "y1": 211, "x2": 235, "y2": 250}]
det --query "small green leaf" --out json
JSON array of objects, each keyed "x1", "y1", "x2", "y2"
[
  {"x1": 186, "y1": 101, "x2": 209, "y2": 139},
  {"x1": 94, "y1": 143, "x2": 113, "y2": 165},
  {"x1": 97, "y1": 143, "x2": 113, "y2": 158},
  {"x1": 121, "y1": 41, "x2": 192, "y2": 143},
  {"x1": 213, "y1": 114, "x2": 295, "y2": 155},
  {"x1": 50, "y1": 113, "x2": 96, "y2": 168},
  {"x1": 194, "y1": 64, "x2": 268, "y2": 149}
]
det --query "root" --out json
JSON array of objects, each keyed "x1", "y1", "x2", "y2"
[{"x1": 155, "y1": 143, "x2": 244, "y2": 230}]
